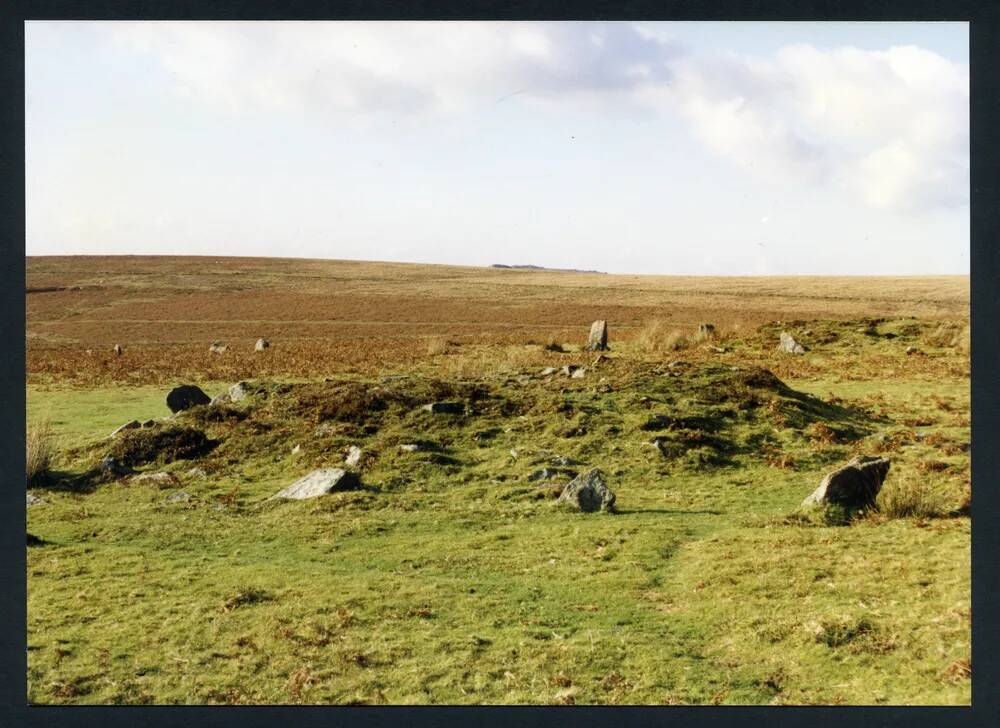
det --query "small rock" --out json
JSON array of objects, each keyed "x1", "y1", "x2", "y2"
[
  {"x1": 708, "y1": 345, "x2": 727, "y2": 353},
  {"x1": 551, "y1": 456, "x2": 580, "y2": 466},
  {"x1": 291, "y1": 444, "x2": 302, "y2": 455},
  {"x1": 255, "y1": 338, "x2": 270, "y2": 352},
  {"x1": 510, "y1": 449, "x2": 519, "y2": 459},
  {"x1": 585, "y1": 320, "x2": 608, "y2": 352},
  {"x1": 400, "y1": 443, "x2": 422, "y2": 453},
  {"x1": 540, "y1": 367, "x2": 558, "y2": 376},
  {"x1": 228, "y1": 381, "x2": 250, "y2": 402},
  {"x1": 109, "y1": 420, "x2": 141, "y2": 438},
  {"x1": 570, "y1": 367, "x2": 586, "y2": 379},
  {"x1": 186, "y1": 467, "x2": 207, "y2": 479},
  {"x1": 113, "y1": 343, "x2": 123, "y2": 356},
  {"x1": 905, "y1": 346, "x2": 920, "y2": 355},
  {"x1": 421, "y1": 402, "x2": 464, "y2": 414},
  {"x1": 166, "y1": 385, "x2": 211, "y2": 413},
  {"x1": 528, "y1": 467, "x2": 578, "y2": 481},
  {"x1": 131, "y1": 471, "x2": 177, "y2": 486},
  {"x1": 273, "y1": 468, "x2": 362, "y2": 500},
  {"x1": 98, "y1": 455, "x2": 133, "y2": 478},
  {"x1": 209, "y1": 341, "x2": 227, "y2": 354},
  {"x1": 345, "y1": 445, "x2": 363, "y2": 467},
  {"x1": 26, "y1": 492, "x2": 45, "y2": 507},
  {"x1": 557, "y1": 468, "x2": 616, "y2": 513},
  {"x1": 801, "y1": 455, "x2": 891, "y2": 510},
  {"x1": 777, "y1": 332, "x2": 807, "y2": 355},
  {"x1": 210, "y1": 393, "x2": 231, "y2": 406},
  {"x1": 165, "y1": 490, "x2": 193, "y2": 504},
  {"x1": 560, "y1": 365, "x2": 580, "y2": 377}
]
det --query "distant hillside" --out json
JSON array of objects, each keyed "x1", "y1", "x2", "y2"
[{"x1": 491, "y1": 263, "x2": 606, "y2": 274}]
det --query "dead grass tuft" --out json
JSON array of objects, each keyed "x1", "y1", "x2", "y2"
[
  {"x1": 876, "y1": 471, "x2": 954, "y2": 519},
  {"x1": 27, "y1": 418, "x2": 56, "y2": 486}
]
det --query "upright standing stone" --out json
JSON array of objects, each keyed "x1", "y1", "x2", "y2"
[
  {"x1": 778, "y1": 332, "x2": 807, "y2": 354},
  {"x1": 801, "y1": 456, "x2": 891, "y2": 510},
  {"x1": 557, "y1": 468, "x2": 617, "y2": 512},
  {"x1": 586, "y1": 320, "x2": 608, "y2": 351}
]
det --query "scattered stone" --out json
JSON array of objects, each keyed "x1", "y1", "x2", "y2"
[
  {"x1": 228, "y1": 381, "x2": 250, "y2": 402},
  {"x1": 586, "y1": 320, "x2": 608, "y2": 352},
  {"x1": 905, "y1": 346, "x2": 921, "y2": 355},
  {"x1": 801, "y1": 455, "x2": 891, "y2": 510},
  {"x1": 777, "y1": 332, "x2": 808, "y2": 355},
  {"x1": 291, "y1": 444, "x2": 302, "y2": 455},
  {"x1": 113, "y1": 343, "x2": 123, "y2": 356},
  {"x1": 529, "y1": 467, "x2": 578, "y2": 481},
  {"x1": 165, "y1": 490, "x2": 194, "y2": 504},
  {"x1": 255, "y1": 338, "x2": 270, "y2": 352},
  {"x1": 345, "y1": 445, "x2": 363, "y2": 467},
  {"x1": 209, "y1": 341, "x2": 228, "y2": 354},
  {"x1": 557, "y1": 468, "x2": 617, "y2": 513},
  {"x1": 109, "y1": 420, "x2": 142, "y2": 438},
  {"x1": 560, "y1": 365, "x2": 580, "y2": 377},
  {"x1": 98, "y1": 455, "x2": 133, "y2": 478},
  {"x1": 131, "y1": 471, "x2": 177, "y2": 485},
  {"x1": 709, "y1": 345, "x2": 727, "y2": 354},
  {"x1": 570, "y1": 367, "x2": 587, "y2": 379},
  {"x1": 210, "y1": 393, "x2": 231, "y2": 406},
  {"x1": 540, "y1": 367, "x2": 558, "y2": 376},
  {"x1": 421, "y1": 402, "x2": 464, "y2": 414},
  {"x1": 668, "y1": 360, "x2": 689, "y2": 369},
  {"x1": 698, "y1": 323, "x2": 716, "y2": 336},
  {"x1": 509, "y1": 449, "x2": 519, "y2": 459},
  {"x1": 186, "y1": 467, "x2": 207, "y2": 479},
  {"x1": 551, "y1": 456, "x2": 581, "y2": 466},
  {"x1": 26, "y1": 492, "x2": 45, "y2": 507},
  {"x1": 166, "y1": 385, "x2": 211, "y2": 413},
  {"x1": 273, "y1": 468, "x2": 361, "y2": 500},
  {"x1": 400, "y1": 443, "x2": 422, "y2": 453}
]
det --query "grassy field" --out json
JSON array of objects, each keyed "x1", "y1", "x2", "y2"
[{"x1": 25, "y1": 256, "x2": 970, "y2": 705}]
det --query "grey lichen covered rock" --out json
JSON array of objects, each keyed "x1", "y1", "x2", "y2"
[
  {"x1": 26, "y1": 492, "x2": 45, "y2": 507},
  {"x1": 109, "y1": 420, "x2": 142, "y2": 438},
  {"x1": 209, "y1": 341, "x2": 228, "y2": 354},
  {"x1": 273, "y1": 468, "x2": 361, "y2": 500},
  {"x1": 228, "y1": 381, "x2": 250, "y2": 402},
  {"x1": 801, "y1": 455, "x2": 891, "y2": 510},
  {"x1": 778, "y1": 332, "x2": 807, "y2": 354},
  {"x1": 586, "y1": 320, "x2": 608, "y2": 352},
  {"x1": 255, "y1": 338, "x2": 270, "y2": 351},
  {"x1": 345, "y1": 445, "x2": 363, "y2": 467},
  {"x1": 557, "y1": 468, "x2": 616, "y2": 513}
]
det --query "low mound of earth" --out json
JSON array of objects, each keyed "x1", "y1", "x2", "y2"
[{"x1": 66, "y1": 363, "x2": 875, "y2": 499}]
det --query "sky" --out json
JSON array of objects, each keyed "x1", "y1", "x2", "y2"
[{"x1": 25, "y1": 21, "x2": 969, "y2": 275}]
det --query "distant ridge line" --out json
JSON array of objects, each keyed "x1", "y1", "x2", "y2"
[{"x1": 491, "y1": 264, "x2": 606, "y2": 274}]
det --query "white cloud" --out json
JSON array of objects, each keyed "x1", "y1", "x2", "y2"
[{"x1": 104, "y1": 22, "x2": 967, "y2": 211}]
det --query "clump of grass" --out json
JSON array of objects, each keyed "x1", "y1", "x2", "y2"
[
  {"x1": 635, "y1": 321, "x2": 691, "y2": 353},
  {"x1": 876, "y1": 472, "x2": 953, "y2": 519},
  {"x1": 27, "y1": 418, "x2": 55, "y2": 487},
  {"x1": 925, "y1": 322, "x2": 969, "y2": 354},
  {"x1": 221, "y1": 586, "x2": 272, "y2": 613},
  {"x1": 426, "y1": 336, "x2": 450, "y2": 356}
]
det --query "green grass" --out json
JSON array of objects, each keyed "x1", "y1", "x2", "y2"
[{"x1": 26, "y1": 317, "x2": 970, "y2": 705}]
